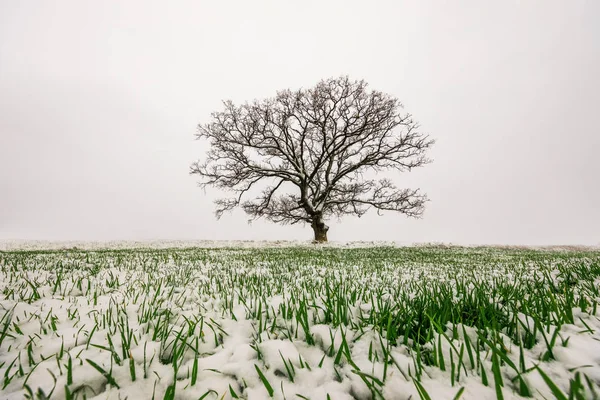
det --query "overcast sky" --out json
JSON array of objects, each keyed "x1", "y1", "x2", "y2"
[{"x1": 1, "y1": 1, "x2": 598, "y2": 245}]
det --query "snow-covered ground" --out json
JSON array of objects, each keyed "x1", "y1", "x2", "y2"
[
  {"x1": 0, "y1": 246, "x2": 599, "y2": 399},
  {"x1": 1, "y1": 240, "x2": 597, "y2": 251},
  {"x1": 0, "y1": 240, "x2": 406, "y2": 251}
]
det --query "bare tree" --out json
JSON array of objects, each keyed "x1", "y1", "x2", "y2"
[{"x1": 191, "y1": 76, "x2": 434, "y2": 242}]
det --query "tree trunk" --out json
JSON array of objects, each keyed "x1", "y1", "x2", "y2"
[{"x1": 311, "y1": 219, "x2": 329, "y2": 243}]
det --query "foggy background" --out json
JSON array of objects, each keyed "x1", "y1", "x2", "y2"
[{"x1": 1, "y1": 1, "x2": 598, "y2": 245}]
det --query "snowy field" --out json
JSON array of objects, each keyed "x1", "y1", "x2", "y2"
[
  {"x1": 1, "y1": 245, "x2": 599, "y2": 399},
  {"x1": 1, "y1": 240, "x2": 598, "y2": 251}
]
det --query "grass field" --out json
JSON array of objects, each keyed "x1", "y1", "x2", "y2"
[{"x1": 0, "y1": 245, "x2": 599, "y2": 399}]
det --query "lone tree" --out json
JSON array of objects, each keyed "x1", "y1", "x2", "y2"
[{"x1": 191, "y1": 76, "x2": 434, "y2": 242}]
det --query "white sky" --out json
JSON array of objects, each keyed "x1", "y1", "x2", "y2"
[{"x1": 1, "y1": 1, "x2": 598, "y2": 245}]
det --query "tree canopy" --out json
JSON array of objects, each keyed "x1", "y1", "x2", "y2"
[{"x1": 191, "y1": 76, "x2": 434, "y2": 242}]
